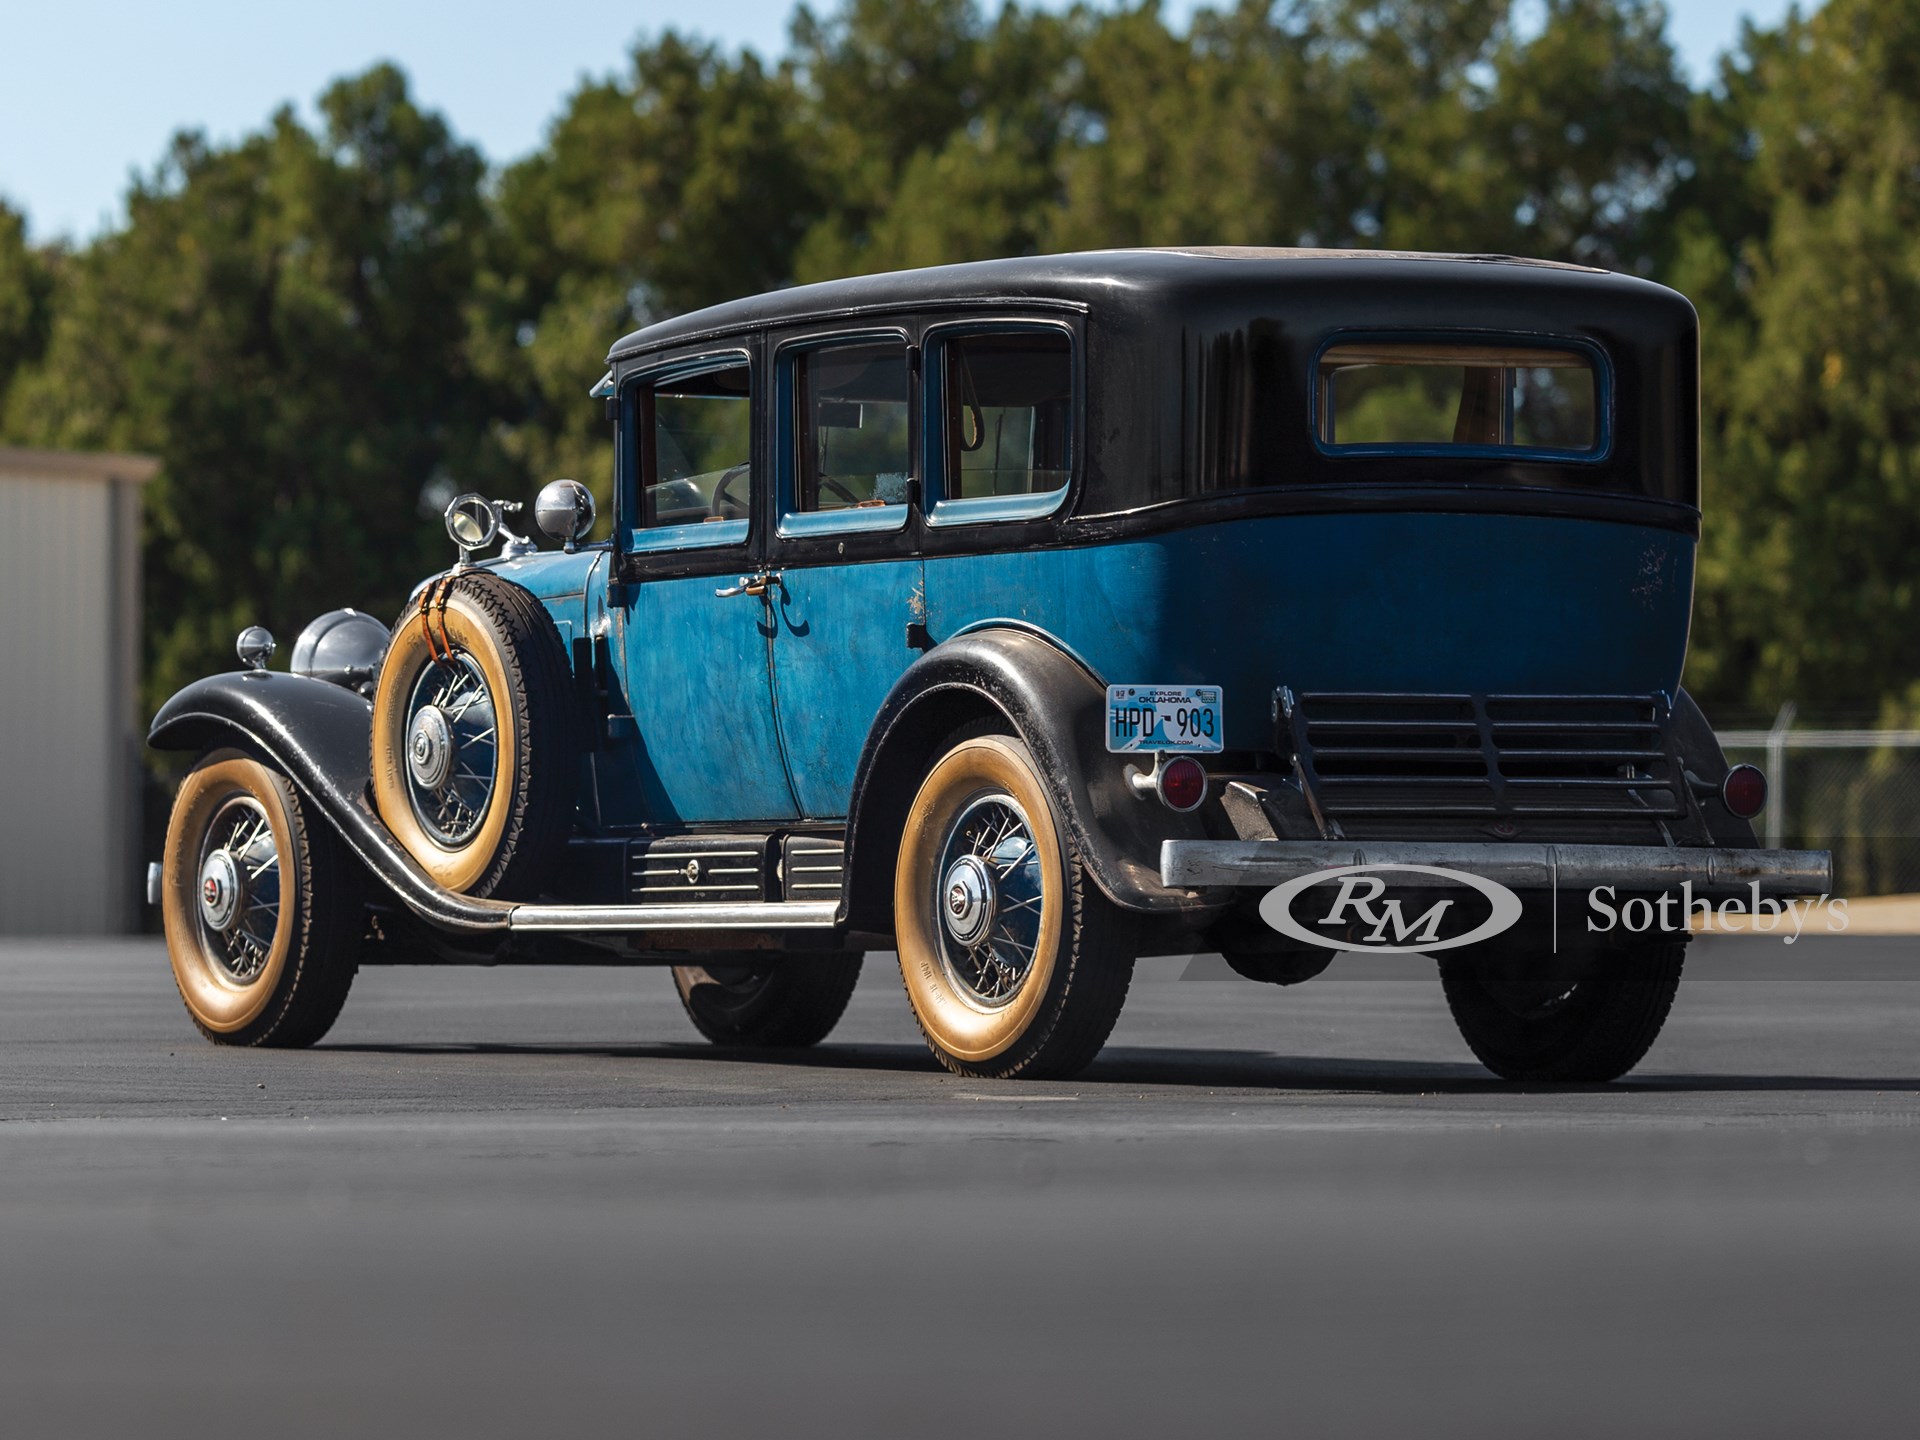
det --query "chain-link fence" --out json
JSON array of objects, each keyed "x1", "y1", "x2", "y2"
[{"x1": 1721, "y1": 708, "x2": 1920, "y2": 897}]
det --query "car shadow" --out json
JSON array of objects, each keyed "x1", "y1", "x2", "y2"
[{"x1": 317, "y1": 1039, "x2": 1920, "y2": 1096}]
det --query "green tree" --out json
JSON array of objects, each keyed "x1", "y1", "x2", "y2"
[
  {"x1": 792, "y1": 0, "x2": 1694, "y2": 271},
  {"x1": 479, "y1": 33, "x2": 817, "y2": 516},
  {"x1": 3, "y1": 66, "x2": 499, "y2": 715},
  {"x1": 0, "y1": 199, "x2": 56, "y2": 407},
  {"x1": 1679, "y1": 0, "x2": 1920, "y2": 712}
]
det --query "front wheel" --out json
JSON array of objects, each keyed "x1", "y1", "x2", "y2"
[
  {"x1": 893, "y1": 734, "x2": 1133, "y2": 1080},
  {"x1": 1439, "y1": 940, "x2": 1687, "y2": 1082},
  {"x1": 160, "y1": 751, "x2": 362, "y2": 1046}
]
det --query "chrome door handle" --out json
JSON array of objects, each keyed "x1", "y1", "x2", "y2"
[{"x1": 715, "y1": 570, "x2": 780, "y2": 599}]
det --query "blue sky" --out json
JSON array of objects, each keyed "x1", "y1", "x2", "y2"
[{"x1": 3, "y1": 0, "x2": 1804, "y2": 244}]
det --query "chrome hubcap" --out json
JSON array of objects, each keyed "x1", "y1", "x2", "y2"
[
  {"x1": 931, "y1": 793, "x2": 1045, "y2": 1008},
  {"x1": 196, "y1": 797, "x2": 280, "y2": 984},
  {"x1": 407, "y1": 705, "x2": 454, "y2": 789},
  {"x1": 941, "y1": 853, "x2": 997, "y2": 948},
  {"x1": 198, "y1": 849, "x2": 242, "y2": 932},
  {"x1": 402, "y1": 652, "x2": 498, "y2": 848}
]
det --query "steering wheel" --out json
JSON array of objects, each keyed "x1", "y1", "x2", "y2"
[
  {"x1": 958, "y1": 401, "x2": 986, "y2": 452},
  {"x1": 818, "y1": 476, "x2": 862, "y2": 506},
  {"x1": 712, "y1": 462, "x2": 752, "y2": 519}
]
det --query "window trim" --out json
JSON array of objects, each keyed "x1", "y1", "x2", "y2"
[
  {"x1": 921, "y1": 318, "x2": 1077, "y2": 528},
  {"x1": 1309, "y1": 330, "x2": 1613, "y2": 465},
  {"x1": 620, "y1": 347, "x2": 756, "y2": 555},
  {"x1": 772, "y1": 328, "x2": 914, "y2": 541}
]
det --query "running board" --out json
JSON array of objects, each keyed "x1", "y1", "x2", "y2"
[{"x1": 507, "y1": 900, "x2": 841, "y2": 933}]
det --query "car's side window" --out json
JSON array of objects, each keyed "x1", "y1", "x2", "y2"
[
  {"x1": 629, "y1": 358, "x2": 753, "y2": 552},
  {"x1": 780, "y1": 338, "x2": 912, "y2": 537},
  {"x1": 927, "y1": 326, "x2": 1072, "y2": 526}
]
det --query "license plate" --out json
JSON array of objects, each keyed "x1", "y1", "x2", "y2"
[{"x1": 1106, "y1": 685, "x2": 1224, "y2": 754}]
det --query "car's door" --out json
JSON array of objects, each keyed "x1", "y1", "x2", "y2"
[
  {"x1": 593, "y1": 347, "x2": 800, "y2": 825},
  {"x1": 764, "y1": 329, "x2": 925, "y2": 819}
]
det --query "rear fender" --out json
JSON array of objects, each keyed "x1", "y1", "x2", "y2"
[
  {"x1": 840, "y1": 628, "x2": 1222, "y2": 933},
  {"x1": 1671, "y1": 688, "x2": 1760, "y2": 848}
]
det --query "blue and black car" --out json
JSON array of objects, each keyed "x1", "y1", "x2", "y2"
[{"x1": 150, "y1": 248, "x2": 1831, "y2": 1080}]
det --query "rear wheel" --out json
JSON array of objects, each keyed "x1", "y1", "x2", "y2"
[
  {"x1": 1439, "y1": 940, "x2": 1687, "y2": 1082},
  {"x1": 893, "y1": 734, "x2": 1133, "y2": 1080},
  {"x1": 160, "y1": 752, "x2": 361, "y2": 1046},
  {"x1": 672, "y1": 953, "x2": 865, "y2": 1047}
]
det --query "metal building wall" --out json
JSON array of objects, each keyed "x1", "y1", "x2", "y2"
[{"x1": 0, "y1": 450, "x2": 154, "y2": 934}]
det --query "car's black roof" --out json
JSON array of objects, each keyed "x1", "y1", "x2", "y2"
[{"x1": 606, "y1": 247, "x2": 1664, "y2": 362}]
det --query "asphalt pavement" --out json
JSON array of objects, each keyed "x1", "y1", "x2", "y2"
[{"x1": 4, "y1": 935, "x2": 1919, "y2": 1438}]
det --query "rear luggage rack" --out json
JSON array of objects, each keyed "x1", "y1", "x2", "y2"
[{"x1": 1279, "y1": 690, "x2": 1689, "y2": 837}]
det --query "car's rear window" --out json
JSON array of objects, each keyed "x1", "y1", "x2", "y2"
[{"x1": 1317, "y1": 341, "x2": 1599, "y2": 455}]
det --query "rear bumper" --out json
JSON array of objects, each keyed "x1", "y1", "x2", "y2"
[{"x1": 1161, "y1": 840, "x2": 1833, "y2": 898}]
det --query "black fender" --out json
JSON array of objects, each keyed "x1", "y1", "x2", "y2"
[
  {"x1": 839, "y1": 627, "x2": 1225, "y2": 933},
  {"x1": 149, "y1": 672, "x2": 511, "y2": 933},
  {"x1": 1670, "y1": 687, "x2": 1761, "y2": 848}
]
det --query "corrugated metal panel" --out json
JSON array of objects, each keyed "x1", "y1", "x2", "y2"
[{"x1": 0, "y1": 472, "x2": 126, "y2": 933}]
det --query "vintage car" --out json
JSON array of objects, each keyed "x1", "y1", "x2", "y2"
[{"x1": 149, "y1": 248, "x2": 1831, "y2": 1080}]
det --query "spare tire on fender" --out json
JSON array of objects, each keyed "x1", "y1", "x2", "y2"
[{"x1": 370, "y1": 570, "x2": 577, "y2": 899}]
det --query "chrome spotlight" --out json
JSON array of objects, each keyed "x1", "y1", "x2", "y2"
[
  {"x1": 534, "y1": 479, "x2": 596, "y2": 552},
  {"x1": 236, "y1": 625, "x2": 275, "y2": 673}
]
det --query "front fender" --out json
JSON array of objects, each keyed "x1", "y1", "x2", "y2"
[
  {"x1": 840, "y1": 628, "x2": 1223, "y2": 931},
  {"x1": 149, "y1": 673, "x2": 511, "y2": 933}
]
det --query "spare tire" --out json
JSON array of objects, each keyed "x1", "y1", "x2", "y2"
[{"x1": 370, "y1": 570, "x2": 576, "y2": 898}]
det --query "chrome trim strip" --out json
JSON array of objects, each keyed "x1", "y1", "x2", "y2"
[
  {"x1": 1159, "y1": 840, "x2": 1834, "y2": 897},
  {"x1": 776, "y1": 504, "x2": 909, "y2": 539},
  {"x1": 926, "y1": 489, "x2": 1068, "y2": 527},
  {"x1": 626, "y1": 518, "x2": 749, "y2": 553},
  {"x1": 508, "y1": 900, "x2": 840, "y2": 932}
]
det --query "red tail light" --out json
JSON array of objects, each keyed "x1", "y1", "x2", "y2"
[
  {"x1": 1722, "y1": 764, "x2": 1768, "y2": 819},
  {"x1": 1157, "y1": 756, "x2": 1208, "y2": 812}
]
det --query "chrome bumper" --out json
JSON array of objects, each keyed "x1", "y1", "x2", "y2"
[{"x1": 1160, "y1": 840, "x2": 1834, "y2": 898}]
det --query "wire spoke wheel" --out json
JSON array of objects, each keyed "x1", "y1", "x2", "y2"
[
  {"x1": 370, "y1": 572, "x2": 576, "y2": 899},
  {"x1": 894, "y1": 733, "x2": 1135, "y2": 1079},
  {"x1": 161, "y1": 752, "x2": 362, "y2": 1047},
  {"x1": 195, "y1": 795, "x2": 282, "y2": 984},
  {"x1": 402, "y1": 651, "x2": 500, "y2": 849},
  {"x1": 933, "y1": 793, "x2": 1045, "y2": 1008}
]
